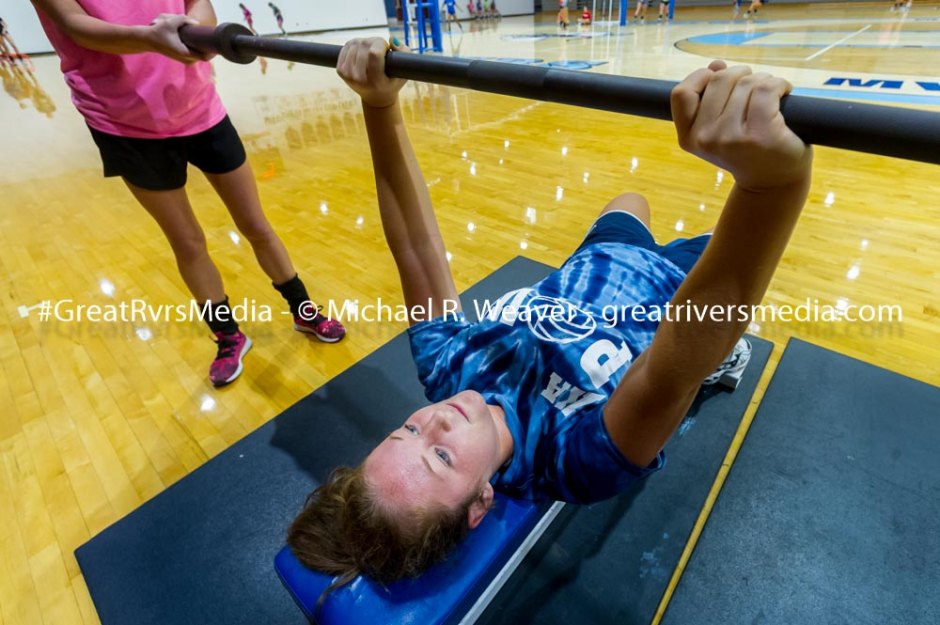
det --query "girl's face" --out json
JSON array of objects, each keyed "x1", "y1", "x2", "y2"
[{"x1": 363, "y1": 390, "x2": 502, "y2": 523}]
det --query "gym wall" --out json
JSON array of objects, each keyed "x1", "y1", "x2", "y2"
[{"x1": 482, "y1": 0, "x2": 538, "y2": 16}]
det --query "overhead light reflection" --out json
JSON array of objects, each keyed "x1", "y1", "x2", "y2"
[{"x1": 100, "y1": 279, "x2": 115, "y2": 297}]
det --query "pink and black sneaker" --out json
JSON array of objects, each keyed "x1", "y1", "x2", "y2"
[
  {"x1": 294, "y1": 303, "x2": 346, "y2": 343},
  {"x1": 209, "y1": 330, "x2": 252, "y2": 387}
]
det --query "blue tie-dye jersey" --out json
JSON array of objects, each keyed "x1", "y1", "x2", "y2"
[{"x1": 407, "y1": 242, "x2": 688, "y2": 503}]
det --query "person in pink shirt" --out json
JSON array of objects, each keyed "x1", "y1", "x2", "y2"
[
  {"x1": 32, "y1": 0, "x2": 346, "y2": 387},
  {"x1": 238, "y1": 2, "x2": 257, "y2": 35}
]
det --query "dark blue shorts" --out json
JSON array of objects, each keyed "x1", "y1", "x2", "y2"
[{"x1": 575, "y1": 210, "x2": 711, "y2": 274}]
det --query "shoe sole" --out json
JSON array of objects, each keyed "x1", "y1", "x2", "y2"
[
  {"x1": 212, "y1": 337, "x2": 253, "y2": 387},
  {"x1": 293, "y1": 323, "x2": 345, "y2": 343}
]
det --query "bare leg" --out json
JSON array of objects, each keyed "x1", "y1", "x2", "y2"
[
  {"x1": 202, "y1": 162, "x2": 297, "y2": 285},
  {"x1": 599, "y1": 192, "x2": 652, "y2": 228},
  {"x1": 125, "y1": 182, "x2": 226, "y2": 303},
  {"x1": 636, "y1": 2, "x2": 648, "y2": 21},
  {"x1": 3, "y1": 31, "x2": 28, "y2": 65},
  {"x1": 203, "y1": 161, "x2": 346, "y2": 341},
  {"x1": 5, "y1": 33, "x2": 30, "y2": 69},
  {"x1": 0, "y1": 38, "x2": 14, "y2": 67},
  {"x1": 600, "y1": 193, "x2": 713, "y2": 237}
]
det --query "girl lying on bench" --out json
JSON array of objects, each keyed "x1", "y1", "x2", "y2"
[{"x1": 288, "y1": 38, "x2": 812, "y2": 590}]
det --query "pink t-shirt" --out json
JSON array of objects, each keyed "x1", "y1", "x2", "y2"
[{"x1": 38, "y1": 0, "x2": 226, "y2": 138}]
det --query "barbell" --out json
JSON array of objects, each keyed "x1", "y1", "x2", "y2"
[{"x1": 179, "y1": 23, "x2": 940, "y2": 165}]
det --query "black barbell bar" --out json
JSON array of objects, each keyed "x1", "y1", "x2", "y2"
[{"x1": 180, "y1": 23, "x2": 940, "y2": 166}]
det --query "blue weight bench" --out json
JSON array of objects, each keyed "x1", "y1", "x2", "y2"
[{"x1": 275, "y1": 497, "x2": 564, "y2": 625}]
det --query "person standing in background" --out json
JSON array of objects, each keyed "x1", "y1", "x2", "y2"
[
  {"x1": 238, "y1": 2, "x2": 257, "y2": 34},
  {"x1": 489, "y1": 0, "x2": 501, "y2": 18},
  {"x1": 558, "y1": 0, "x2": 570, "y2": 29},
  {"x1": 442, "y1": 0, "x2": 463, "y2": 30},
  {"x1": 657, "y1": 0, "x2": 670, "y2": 22},
  {"x1": 0, "y1": 16, "x2": 35, "y2": 71},
  {"x1": 579, "y1": 5, "x2": 593, "y2": 25},
  {"x1": 633, "y1": 0, "x2": 649, "y2": 23},
  {"x1": 268, "y1": 2, "x2": 287, "y2": 35},
  {"x1": 743, "y1": 0, "x2": 762, "y2": 18}
]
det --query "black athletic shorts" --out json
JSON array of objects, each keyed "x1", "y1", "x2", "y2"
[{"x1": 87, "y1": 115, "x2": 247, "y2": 191}]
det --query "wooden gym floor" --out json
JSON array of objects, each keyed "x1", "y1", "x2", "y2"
[{"x1": 1, "y1": 3, "x2": 938, "y2": 623}]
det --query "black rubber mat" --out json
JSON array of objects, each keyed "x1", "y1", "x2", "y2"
[{"x1": 662, "y1": 338, "x2": 940, "y2": 625}]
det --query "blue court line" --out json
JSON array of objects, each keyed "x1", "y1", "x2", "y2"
[
  {"x1": 688, "y1": 32, "x2": 773, "y2": 45},
  {"x1": 735, "y1": 29, "x2": 940, "y2": 33},
  {"x1": 685, "y1": 32, "x2": 940, "y2": 48},
  {"x1": 670, "y1": 16, "x2": 940, "y2": 25},
  {"x1": 695, "y1": 28, "x2": 940, "y2": 34},
  {"x1": 793, "y1": 87, "x2": 940, "y2": 106},
  {"x1": 718, "y1": 42, "x2": 940, "y2": 49}
]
